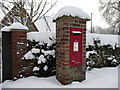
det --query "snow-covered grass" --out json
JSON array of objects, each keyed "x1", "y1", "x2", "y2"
[{"x1": 0, "y1": 66, "x2": 118, "y2": 88}]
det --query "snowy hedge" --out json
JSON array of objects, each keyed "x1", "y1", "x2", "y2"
[
  {"x1": 23, "y1": 32, "x2": 120, "y2": 77},
  {"x1": 86, "y1": 36, "x2": 120, "y2": 70},
  {"x1": 23, "y1": 32, "x2": 56, "y2": 77}
]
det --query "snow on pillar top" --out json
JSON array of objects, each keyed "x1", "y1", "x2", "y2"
[
  {"x1": 53, "y1": 6, "x2": 90, "y2": 21},
  {"x1": 1, "y1": 22, "x2": 29, "y2": 32}
]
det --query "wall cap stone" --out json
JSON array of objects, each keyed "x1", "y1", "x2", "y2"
[
  {"x1": 53, "y1": 6, "x2": 90, "y2": 22},
  {"x1": 1, "y1": 22, "x2": 28, "y2": 32}
]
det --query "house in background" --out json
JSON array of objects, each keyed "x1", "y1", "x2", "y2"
[
  {"x1": 0, "y1": 5, "x2": 55, "y2": 55},
  {"x1": 0, "y1": 6, "x2": 38, "y2": 32},
  {"x1": 35, "y1": 16, "x2": 56, "y2": 32}
]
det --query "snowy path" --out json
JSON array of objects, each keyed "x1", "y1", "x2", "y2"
[{"x1": 0, "y1": 66, "x2": 118, "y2": 88}]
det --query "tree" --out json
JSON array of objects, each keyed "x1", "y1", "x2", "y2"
[
  {"x1": 0, "y1": 0, "x2": 57, "y2": 31},
  {"x1": 99, "y1": 0, "x2": 120, "y2": 34}
]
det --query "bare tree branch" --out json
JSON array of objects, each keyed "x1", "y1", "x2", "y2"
[
  {"x1": 33, "y1": 0, "x2": 44, "y2": 17},
  {"x1": 0, "y1": 0, "x2": 57, "y2": 31},
  {"x1": 99, "y1": 0, "x2": 120, "y2": 34},
  {"x1": 33, "y1": 0, "x2": 58, "y2": 23}
]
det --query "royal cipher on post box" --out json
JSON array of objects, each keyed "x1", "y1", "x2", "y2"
[{"x1": 53, "y1": 6, "x2": 90, "y2": 85}]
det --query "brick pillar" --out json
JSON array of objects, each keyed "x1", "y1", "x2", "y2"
[
  {"x1": 2, "y1": 28, "x2": 28, "y2": 82},
  {"x1": 54, "y1": 16, "x2": 89, "y2": 85},
  {"x1": 11, "y1": 30, "x2": 27, "y2": 79}
]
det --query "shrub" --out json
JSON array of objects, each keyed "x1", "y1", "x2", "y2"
[
  {"x1": 86, "y1": 38, "x2": 120, "y2": 70},
  {"x1": 23, "y1": 37, "x2": 56, "y2": 77}
]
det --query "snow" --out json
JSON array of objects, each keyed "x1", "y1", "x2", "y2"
[
  {"x1": 86, "y1": 51, "x2": 97, "y2": 58},
  {"x1": 72, "y1": 31, "x2": 81, "y2": 34},
  {"x1": 31, "y1": 48, "x2": 40, "y2": 54},
  {"x1": 16, "y1": 52, "x2": 20, "y2": 55},
  {"x1": 17, "y1": 42, "x2": 24, "y2": 45},
  {"x1": 53, "y1": 6, "x2": 90, "y2": 21},
  {"x1": 0, "y1": 66, "x2": 118, "y2": 88},
  {"x1": 24, "y1": 51, "x2": 35, "y2": 60},
  {"x1": 112, "y1": 59, "x2": 117, "y2": 63},
  {"x1": 42, "y1": 49, "x2": 55, "y2": 56},
  {"x1": 86, "y1": 33, "x2": 119, "y2": 48},
  {"x1": 28, "y1": 32, "x2": 118, "y2": 48},
  {"x1": 27, "y1": 32, "x2": 55, "y2": 46},
  {"x1": 33, "y1": 67, "x2": 40, "y2": 72},
  {"x1": 37, "y1": 55, "x2": 46, "y2": 64},
  {"x1": 107, "y1": 57, "x2": 113, "y2": 61},
  {"x1": 44, "y1": 65, "x2": 48, "y2": 71},
  {"x1": 10, "y1": 22, "x2": 28, "y2": 30},
  {"x1": 1, "y1": 22, "x2": 28, "y2": 32},
  {"x1": 1, "y1": 26, "x2": 11, "y2": 32}
]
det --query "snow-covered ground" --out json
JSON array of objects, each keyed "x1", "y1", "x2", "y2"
[
  {"x1": 0, "y1": 66, "x2": 118, "y2": 88},
  {"x1": 0, "y1": 31, "x2": 119, "y2": 88}
]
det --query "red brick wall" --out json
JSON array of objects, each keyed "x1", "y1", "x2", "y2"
[{"x1": 11, "y1": 30, "x2": 28, "y2": 79}]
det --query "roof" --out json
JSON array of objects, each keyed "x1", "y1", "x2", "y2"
[
  {"x1": 34, "y1": 16, "x2": 56, "y2": 32},
  {"x1": 0, "y1": 6, "x2": 38, "y2": 32}
]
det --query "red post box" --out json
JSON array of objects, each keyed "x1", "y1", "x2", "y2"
[{"x1": 70, "y1": 27, "x2": 82, "y2": 66}]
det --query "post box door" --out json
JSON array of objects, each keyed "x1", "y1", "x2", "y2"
[{"x1": 70, "y1": 27, "x2": 82, "y2": 66}]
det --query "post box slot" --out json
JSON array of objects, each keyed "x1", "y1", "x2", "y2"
[
  {"x1": 73, "y1": 33, "x2": 80, "y2": 35},
  {"x1": 72, "y1": 31, "x2": 81, "y2": 36}
]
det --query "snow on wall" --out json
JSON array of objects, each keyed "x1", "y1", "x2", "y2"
[
  {"x1": 27, "y1": 32, "x2": 55, "y2": 46},
  {"x1": 1, "y1": 22, "x2": 28, "y2": 32},
  {"x1": 86, "y1": 33, "x2": 119, "y2": 48},
  {"x1": 28, "y1": 32, "x2": 119, "y2": 48},
  {"x1": 53, "y1": 6, "x2": 90, "y2": 21},
  {"x1": 1, "y1": 26, "x2": 11, "y2": 32}
]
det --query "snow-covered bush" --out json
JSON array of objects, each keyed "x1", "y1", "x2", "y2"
[
  {"x1": 23, "y1": 32, "x2": 56, "y2": 77},
  {"x1": 86, "y1": 38, "x2": 120, "y2": 70}
]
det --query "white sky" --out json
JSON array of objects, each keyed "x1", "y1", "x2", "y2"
[
  {"x1": 0, "y1": 0, "x2": 109, "y2": 29},
  {"x1": 47, "y1": 0, "x2": 109, "y2": 29}
]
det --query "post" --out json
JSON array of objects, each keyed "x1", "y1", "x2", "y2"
[
  {"x1": 2, "y1": 23, "x2": 28, "y2": 82},
  {"x1": 53, "y1": 6, "x2": 90, "y2": 85}
]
